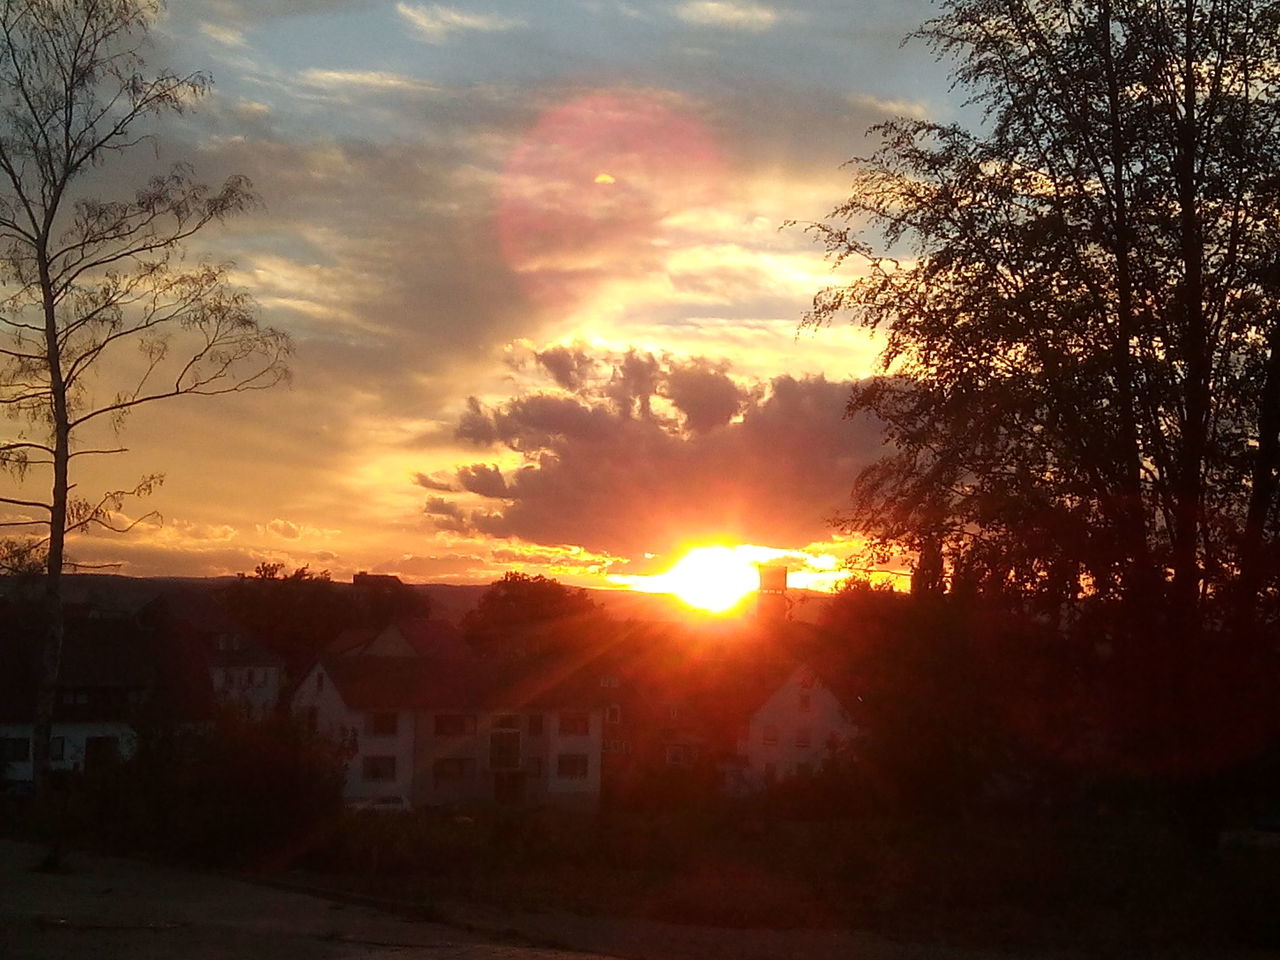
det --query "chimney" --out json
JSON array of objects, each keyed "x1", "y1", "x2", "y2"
[{"x1": 756, "y1": 564, "x2": 788, "y2": 622}]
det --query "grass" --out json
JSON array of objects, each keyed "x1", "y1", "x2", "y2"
[{"x1": 291, "y1": 807, "x2": 1280, "y2": 953}]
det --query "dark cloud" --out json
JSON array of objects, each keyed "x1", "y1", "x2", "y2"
[
  {"x1": 457, "y1": 396, "x2": 501, "y2": 446},
  {"x1": 606, "y1": 350, "x2": 661, "y2": 420},
  {"x1": 437, "y1": 351, "x2": 884, "y2": 557},
  {"x1": 663, "y1": 358, "x2": 747, "y2": 433},
  {"x1": 423, "y1": 497, "x2": 470, "y2": 535},
  {"x1": 456, "y1": 463, "x2": 509, "y2": 498},
  {"x1": 536, "y1": 345, "x2": 596, "y2": 390},
  {"x1": 413, "y1": 472, "x2": 455, "y2": 492},
  {"x1": 424, "y1": 497, "x2": 465, "y2": 519}
]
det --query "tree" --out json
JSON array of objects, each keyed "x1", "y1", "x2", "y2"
[
  {"x1": 463, "y1": 571, "x2": 602, "y2": 662},
  {"x1": 806, "y1": 1, "x2": 1280, "y2": 776},
  {"x1": 0, "y1": 1, "x2": 290, "y2": 798}
]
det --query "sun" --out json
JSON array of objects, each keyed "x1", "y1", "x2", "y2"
[{"x1": 649, "y1": 545, "x2": 762, "y2": 613}]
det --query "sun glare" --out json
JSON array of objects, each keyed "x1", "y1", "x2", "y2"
[{"x1": 611, "y1": 545, "x2": 761, "y2": 613}]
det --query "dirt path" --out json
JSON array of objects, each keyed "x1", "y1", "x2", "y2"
[
  {"x1": 0, "y1": 839, "x2": 606, "y2": 960},
  {"x1": 3, "y1": 840, "x2": 1266, "y2": 960}
]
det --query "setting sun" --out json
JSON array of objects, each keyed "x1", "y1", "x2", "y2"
[
  {"x1": 611, "y1": 544, "x2": 765, "y2": 613},
  {"x1": 665, "y1": 546, "x2": 761, "y2": 612}
]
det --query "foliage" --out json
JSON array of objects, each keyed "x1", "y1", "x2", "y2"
[
  {"x1": 462, "y1": 571, "x2": 603, "y2": 661},
  {"x1": 807, "y1": 0, "x2": 1280, "y2": 636},
  {"x1": 805, "y1": 0, "x2": 1280, "y2": 782},
  {"x1": 220, "y1": 564, "x2": 347, "y2": 670},
  {"x1": 0, "y1": 0, "x2": 289, "y2": 794},
  {"x1": 73, "y1": 711, "x2": 348, "y2": 867}
]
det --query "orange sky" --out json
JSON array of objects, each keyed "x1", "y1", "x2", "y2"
[{"x1": 3, "y1": 1, "x2": 948, "y2": 591}]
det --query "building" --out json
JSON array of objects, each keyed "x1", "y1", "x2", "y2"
[
  {"x1": 291, "y1": 619, "x2": 607, "y2": 810},
  {"x1": 728, "y1": 662, "x2": 858, "y2": 793},
  {"x1": 0, "y1": 605, "x2": 213, "y2": 786}
]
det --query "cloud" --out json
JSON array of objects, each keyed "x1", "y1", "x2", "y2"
[
  {"x1": 675, "y1": 1, "x2": 783, "y2": 31},
  {"x1": 199, "y1": 22, "x2": 247, "y2": 47},
  {"x1": 297, "y1": 69, "x2": 440, "y2": 93},
  {"x1": 413, "y1": 472, "x2": 455, "y2": 492},
  {"x1": 424, "y1": 496, "x2": 463, "y2": 517},
  {"x1": 663, "y1": 358, "x2": 748, "y2": 433},
  {"x1": 456, "y1": 463, "x2": 510, "y2": 498},
  {"x1": 436, "y1": 348, "x2": 883, "y2": 558},
  {"x1": 536, "y1": 345, "x2": 596, "y2": 391},
  {"x1": 266, "y1": 518, "x2": 301, "y2": 539},
  {"x1": 396, "y1": 3, "x2": 525, "y2": 43}
]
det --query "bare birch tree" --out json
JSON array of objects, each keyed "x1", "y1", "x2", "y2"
[{"x1": 0, "y1": 0, "x2": 290, "y2": 797}]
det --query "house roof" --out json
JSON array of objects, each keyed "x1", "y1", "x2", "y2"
[
  {"x1": 0, "y1": 607, "x2": 215, "y2": 723},
  {"x1": 325, "y1": 618, "x2": 463, "y2": 659}
]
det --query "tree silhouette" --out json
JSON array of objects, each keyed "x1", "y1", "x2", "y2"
[
  {"x1": 463, "y1": 571, "x2": 602, "y2": 663},
  {"x1": 806, "y1": 0, "x2": 1280, "y2": 780},
  {"x1": 0, "y1": 0, "x2": 290, "y2": 797}
]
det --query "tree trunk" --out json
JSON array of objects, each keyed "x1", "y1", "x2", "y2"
[{"x1": 32, "y1": 242, "x2": 67, "y2": 807}]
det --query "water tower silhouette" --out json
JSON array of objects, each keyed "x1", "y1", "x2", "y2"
[{"x1": 756, "y1": 564, "x2": 788, "y2": 622}]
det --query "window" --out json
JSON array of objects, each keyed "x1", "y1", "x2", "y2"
[
  {"x1": 527, "y1": 714, "x2": 544, "y2": 736},
  {"x1": 434, "y1": 713, "x2": 475, "y2": 736},
  {"x1": 666, "y1": 743, "x2": 692, "y2": 766},
  {"x1": 493, "y1": 714, "x2": 520, "y2": 729},
  {"x1": 795, "y1": 762, "x2": 814, "y2": 779},
  {"x1": 304, "y1": 706, "x2": 318, "y2": 734},
  {"x1": 528, "y1": 757, "x2": 543, "y2": 776},
  {"x1": 763, "y1": 724, "x2": 778, "y2": 745},
  {"x1": 556, "y1": 753, "x2": 589, "y2": 779},
  {"x1": 316, "y1": 671, "x2": 324, "y2": 693},
  {"x1": 795, "y1": 727, "x2": 811, "y2": 748},
  {"x1": 432, "y1": 757, "x2": 475, "y2": 783},
  {"x1": 668, "y1": 703, "x2": 680, "y2": 720},
  {"x1": 558, "y1": 712, "x2": 589, "y2": 736},
  {"x1": 1, "y1": 737, "x2": 30, "y2": 762},
  {"x1": 604, "y1": 739, "x2": 631, "y2": 754},
  {"x1": 362, "y1": 755, "x2": 396, "y2": 781},
  {"x1": 368, "y1": 712, "x2": 398, "y2": 736},
  {"x1": 605, "y1": 703, "x2": 622, "y2": 725},
  {"x1": 799, "y1": 693, "x2": 811, "y2": 713},
  {"x1": 489, "y1": 730, "x2": 520, "y2": 770},
  {"x1": 50, "y1": 737, "x2": 65, "y2": 762},
  {"x1": 599, "y1": 674, "x2": 619, "y2": 688}
]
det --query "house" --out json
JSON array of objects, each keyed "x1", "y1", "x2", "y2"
[
  {"x1": 207, "y1": 633, "x2": 284, "y2": 721},
  {"x1": 727, "y1": 662, "x2": 858, "y2": 793},
  {"x1": 137, "y1": 591, "x2": 285, "y2": 722},
  {"x1": 0, "y1": 605, "x2": 213, "y2": 786},
  {"x1": 291, "y1": 619, "x2": 607, "y2": 810}
]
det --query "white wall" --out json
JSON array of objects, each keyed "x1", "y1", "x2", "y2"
[
  {"x1": 545, "y1": 708, "x2": 603, "y2": 802},
  {"x1": 210, "y1": 665, "x2": 281, "y2": 720},
  {"x1": 291, "y1": 664, "x2": 415, "y2": 806},
  {"x1": 0, "y1": 721, "x2": 136, "y2": 782},
  {"x1": 735, "y1": 666, "x2": 856, "y2": 791}
]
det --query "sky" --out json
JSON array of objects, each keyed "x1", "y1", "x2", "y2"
[{"x1": 8, "y1": 0, "x2": 958, "y2": 591}]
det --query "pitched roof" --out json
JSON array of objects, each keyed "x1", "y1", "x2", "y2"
[{"x1": 0, "y1": 609, "x2": 215, "y2": 723}]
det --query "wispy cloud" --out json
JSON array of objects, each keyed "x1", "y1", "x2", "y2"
[
  {"x1": 298, "y1": 68, "x2": 440, "y2": 92},
  {"x1": 848, "y1": 92, "x2": 930, "y2": 120},
  {"x1": 396, "y1": 3, "x2": 525, "y2": 43},
  {"x1": 675, "y1": 1, "x2": 782, "y2": 32},
  {"x1": 199, "y1": 21, "x2": 247, "y2": 48}
]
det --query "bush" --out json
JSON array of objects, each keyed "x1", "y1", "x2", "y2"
[{"x1": 68, "y1": 711, "x2": 348, "y2": 867}]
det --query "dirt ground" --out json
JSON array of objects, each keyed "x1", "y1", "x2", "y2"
[{"x1": 1, "y1": 839, "x2": 1269, "y2": 960}]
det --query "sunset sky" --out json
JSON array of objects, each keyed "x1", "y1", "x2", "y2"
[{"x1": 20, "y1": 0, "x2": 959, "y2": 590}]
